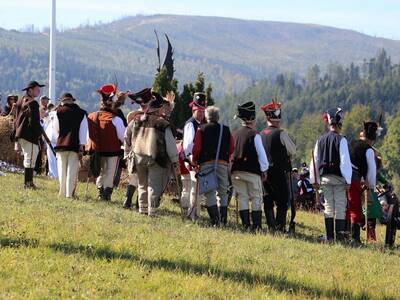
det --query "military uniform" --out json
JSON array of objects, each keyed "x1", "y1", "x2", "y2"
[
  {"x1": 231, "y1": 102, "x2": 269, "y2": 230},
  {"x1": 310, "y1": 108, "x2": 352, "y2": 242},
  {"x1": 183, "y1": 93, "x2": 207, "y2": 220},
  {"x1": 260, "y1": 99, "x2": 296, "y2": 232}
]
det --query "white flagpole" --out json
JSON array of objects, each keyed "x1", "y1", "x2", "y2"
[{"x1": 49, "y1": 0, "x2": 56, "y2": 102}]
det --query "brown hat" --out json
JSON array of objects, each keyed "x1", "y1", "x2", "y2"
[
  {"x1": 59, "y1": 92, "x2": 75, "y2": 102},
  {"x1": 22, "y1": 80, "x2": 45, "y2": 91}
]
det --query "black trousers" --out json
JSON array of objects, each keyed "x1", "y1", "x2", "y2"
[{"x1": 263, "y1": 167, "x2": 289, "y2": 211}]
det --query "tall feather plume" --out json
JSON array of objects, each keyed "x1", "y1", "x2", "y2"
[
  {"x1": 154, "y1": 30, "x2": 161, "y2": 73},
  {"x1": 163, "y1": 34, "x2": 175, "y2": 82}
]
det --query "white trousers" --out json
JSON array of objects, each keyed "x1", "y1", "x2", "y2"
[
  {"x1": 47, "y1": 145, "x2": 58, "y2": 179},
  {"x1": 232, "y1": 171, "x2": 263, "y2": 211},
  {"x1": 56, "y1": 151, "x2": 79, "y2": 198},
  {"x1": 321, "y1": 175, "x2": 347, "y2": 220},
  {"x1": 96, "y1": 156, "x2": 119, "y2": 189},
  {"x1": 180, "y1": 173, "x2": 191, "y2": 209},
  {"x1": 19, "y1": 138, "x2": 39, "y2": 168}
]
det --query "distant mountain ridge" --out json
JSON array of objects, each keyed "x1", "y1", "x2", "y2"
[{"x1": 0, "y1": 14, "x2": 400, "y2": 110}]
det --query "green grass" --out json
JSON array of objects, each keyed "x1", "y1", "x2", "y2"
[{"x1": 0, "y1": 173, "x2": 399, "y2": 299}]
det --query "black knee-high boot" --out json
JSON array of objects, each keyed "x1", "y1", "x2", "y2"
[
  {"x1": 265, "y1": 209, "x2": 276, "y2": 232},
  {"x1": 251, "y1": 210, "x2": 262, "y2": 231},
  {"x1": 351, "y1": 223, "x2": 361, "y2": 244},
  {"x1": 219, "y1": 206, "x2": 228, "y2": 226},
  {"x1": 325, "y1": 218, "x2": 334, "y2": 241},
  {"x1": 123, "y1": 185, "x2": 136, "y2": 209},
  {"x1": 335, "y1": 219, "x2": 346, "y2": 242},
  {"x1": 239, "y1": 210, "x2": 251, "y2": 230},
  {"x1": 207, "y1": 205, "x2": 220, "y2": 226},
  {"x1": 24, "y1": 168, "x2": 35, "y2": 189}
]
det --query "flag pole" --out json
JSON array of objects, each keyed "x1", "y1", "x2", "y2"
[{"x1": 49, "y1": 0, "x2": 56, "y2": 102}]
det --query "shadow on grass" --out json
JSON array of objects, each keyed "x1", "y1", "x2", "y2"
[
  {"x1": 48, "y1": 241, "x2": 385, "y2": 300},
  {"x1": 0, "y1": 236, "x2": 39, "y2": 248}
]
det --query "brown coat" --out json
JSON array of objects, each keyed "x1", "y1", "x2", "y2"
[{"x1": 14, "y1": 95, "x2": 42, "y2": 145}]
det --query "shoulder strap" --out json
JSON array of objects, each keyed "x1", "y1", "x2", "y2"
[{"x1": 214, "y1": 123, "x2": 223, "y2": 170}]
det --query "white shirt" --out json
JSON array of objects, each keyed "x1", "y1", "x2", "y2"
[
  {"x1": 254, "y1": 134, "x2": 269, "y2": 172},
  {"x1": 112, "y1": 116, "x2": 126, "y2": 144},
  {"x1": 365, "y1": 148, "x2": 377, "y2": 188},
  {"x1": 183, "y1": 120, "x2": 199, "y2": 157},
  {"x1": 52, "y1": 110, "x2": 88, "y2": 146},
  {"x1": 310, "y1": 136, "x2": 352, "y2": 185}
]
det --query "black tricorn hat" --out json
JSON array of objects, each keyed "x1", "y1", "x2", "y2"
[
  {"x1": 148, "y1": 92, "x2": 168, "y2": 110},
  {"x1": 128, "y1": 88, "x2": 153, "y2": 105},
  {"x1": 236, "y1": 101, "x2": 256, "y2": 121},
  {"x1": 22, "y1": 80, "x2": 45, "y2": 91}
]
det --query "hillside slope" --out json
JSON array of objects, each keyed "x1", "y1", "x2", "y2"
[{"x1": 0, "y1": 173, "x2": 399, "y2": 299}]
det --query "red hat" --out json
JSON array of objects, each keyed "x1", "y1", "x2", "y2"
[
  {"x1": 261, "y1": 97, "x2": 282, "y2": 120},
  {"x1": 97, "y1": 84, "x2": 116, "y2": 95},
  {"x1": 261, "y1": 97, "x2": 282, "y2": 112}
]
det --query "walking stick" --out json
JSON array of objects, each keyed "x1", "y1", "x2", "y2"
[
  {"x1": 235, "y1": 191, "x2": 239, "y2": 225},
  {"x1": 188, "y1": 173, "x2": 200, "y2": 221},
  {"x1": 171, "y1": 164, "x2": 185, "y2": 220},
  {"x1": 311, "y1": 150, "x2": 321, "y2": 210},
  {"x1": 364, "y1": 187, "x2": 369, "y2": 244}
]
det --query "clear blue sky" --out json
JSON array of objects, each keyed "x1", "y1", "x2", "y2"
[{"x1": 1, "y1": 0, "x2": 399, "y2": 39}]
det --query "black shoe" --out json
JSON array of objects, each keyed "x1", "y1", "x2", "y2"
[
  {"x1": 350, "y1": 223, "x2": 361, "y2": 244},
  {"x1": 123, "y1": 185, "x2": 135, "y2": 209},
  {"x1": 325, "y1": 218, "x2": 334, "y2": 241},
  {"x1": 206, "y1": 205, "x2": 220, "y2": 226},
  {"x1": 276, "y1": 209, "x2": 287, "y2": 233},
  {"x1": 103, "y1": 187, "x2": 113, "y2": 201},
  {"x1": 265, "y1": 209, "x2": 276, "y2": 232},
  {"x1": 219, "y1": 206, "x2": 228, "y2": 226},
  {"x1": 239, "y1": 210, "x2": 251, "y2": 230},
  {"x1": 335, "y1": 219, "x2": 346, "y2": 242},
  {"x1": 251, "y1": 210, "x2": 262, "y2": 231}
]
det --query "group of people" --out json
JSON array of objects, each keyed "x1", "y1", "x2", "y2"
[{"x1": 3, "y1": 79, "x2": 388, "y2": 244}]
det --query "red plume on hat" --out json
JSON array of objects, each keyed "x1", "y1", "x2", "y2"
[
  {"x1": 261, "y1": 96, "x2": 282, "y2": 111},
  {"x1": 322, "y1": 112, "x2": 329, "y2": 124}
]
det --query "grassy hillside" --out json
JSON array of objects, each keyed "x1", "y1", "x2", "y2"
[
  {"x1": 0, "y1": 173, "x2": 399, "y2": 299},
  {"x1": 1, "y1": 14, "x2": 400, "y2": 110}
]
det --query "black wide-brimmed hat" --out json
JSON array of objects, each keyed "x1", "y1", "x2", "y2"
[
  {"x1": 128, "y1": 88, "x2": 153, "y2": 105},
  {"x1": 59, "y1": 92, "x2": 76, "y2": 102},
  {"x1": 363, "y1": 121, "x2": 379, "y2": 140},
  {"x1": 22, "y1": 80, "x2": 45, "y2": 91},
  {"x1": 236, "y1": 101, "x2": 256, "y2": 121}
]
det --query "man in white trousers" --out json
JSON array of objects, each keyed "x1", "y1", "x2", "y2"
[{"x1": 53, "y1": 93, "x2": 88, "y2": 198}]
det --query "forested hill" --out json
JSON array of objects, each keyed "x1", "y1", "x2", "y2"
[
  {"x1": 216, "y1": 50, "x2": 400, "y2": 177},
  {"x1": 1, "y1": 14, "x2": 400, "y2": 111}
]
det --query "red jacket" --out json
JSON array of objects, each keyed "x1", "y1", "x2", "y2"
[
  {"x1": 177, "y1": 143, "x2": 189, "y2": 175},
  {"x1": 87, "y1": 110, "x2": 122, "y2": 156}
]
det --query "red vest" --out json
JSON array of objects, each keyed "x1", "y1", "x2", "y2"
[{"x1": 87, "y1": 111, "x2": 122, "y2": 155}]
